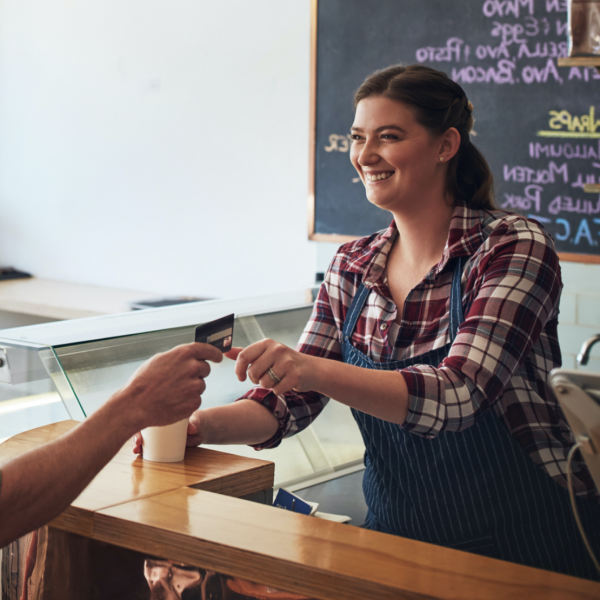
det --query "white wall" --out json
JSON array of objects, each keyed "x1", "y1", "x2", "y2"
[
  {"x1": 0, "y1": 0, "x2": 315, "y2": 299},
  {"x1": 556, "y1": 262, "x2": 600, "y2": 370}
]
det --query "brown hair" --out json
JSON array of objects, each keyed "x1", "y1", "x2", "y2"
[{"x1": 353, "y1": 64, "x2": 495, "y2": 210}]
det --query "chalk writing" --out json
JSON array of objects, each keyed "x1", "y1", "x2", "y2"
[
  {"x1": 491, "y1": 20, "x2": 540, "y2": 44},
  {"x1": 482, "y1": 0, "x2": 534, "y2": 18},
  {"x1": 556, "y1": 20, "x2": 568, "y2": 35},
  {"x1": 324, "y1": 134, "x2": 351, "y2": 152},
  {"x1": 529, "y1": 141, "x2": 600, "y2": 159},
  {"x1": 503, "y1": 161, "x2": 569, "y2": 184},
  {"x1": 315, "y1": 0, "x2": 600, "y2": 256},
  {"x1": 452, "y1": 60, "x2": 517, "y2": 84},
  {"x1": 413, "y1": 2, "x2": 573, "y2": 87},
  {"x1": 568, "y1": 66, "x2": 600, "y2": 81},
  {"x1": 416, "y1": 38, "x2": 467, "y2": 63},
  {"x1": 517, "y1": 41, "x2": 566, "y2": 59},
  {"x1": 502, "y1": 185, "x2": 543, "y2": 212},
  {"x1": 548, "y1": 196, "x2": 600, "y2": 215},
  {"x1": 475, "y1": 43, "x2": 511, "y2": 60},
  {"x1": 572, "y1": 171, "x2": 600, "y2": 189},
  {"x1": 545, "y1": 107, "x2": 600, "y2": 135},
  {"x1": 522, "y1": 58, "x2": 563, "y2": 83},
  {"x1": 545, "y1": 0, "x2": 568, "y2": 13},
  {"x1": 423, "y1": 2, "x2": 600, "y2": 253}
]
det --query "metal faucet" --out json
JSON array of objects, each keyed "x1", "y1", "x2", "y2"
[{"x1": 577, "y1": 334, "x2": 600, "y2": 366}]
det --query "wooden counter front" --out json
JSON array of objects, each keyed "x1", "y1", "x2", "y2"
[{"x1": 92, "y1": 487, "x2": 600, "y2": 600}]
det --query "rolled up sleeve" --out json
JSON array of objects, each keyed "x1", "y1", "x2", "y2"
[
  {"x1": 401, "y1": 218, "x2": 562, "y2": 438},
  {"x1": 242, "y1": 386, "x2": 330, "y2": 450},
  {"x1": 238, "y1": 281, "x2": 343, "y2": 449}
]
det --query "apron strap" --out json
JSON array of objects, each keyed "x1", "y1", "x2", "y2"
[
  {"x1": 342, "y1": 282, "x2": 370, "y2": 339},
  {"x1": 449, "y1": 256, "x2": 466, "y2": 341}
]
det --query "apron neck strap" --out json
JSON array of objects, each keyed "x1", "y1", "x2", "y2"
[
  {"x1": 449, "y1": 256, "x2": 466, "y2": 341},
  {"x1": 342, "y1": 282, "x2": 370, "y2": 339}
]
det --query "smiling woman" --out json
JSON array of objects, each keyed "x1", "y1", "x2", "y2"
[
  {"x1": 178, "y1": 64, "x2": 600, "y2": 582},
  {"x1": 351, "y1": 64, "x2": 494, "y2": 211},
  {"x1": 350, "y1": 97, "x2": 455, "y2": 214}
]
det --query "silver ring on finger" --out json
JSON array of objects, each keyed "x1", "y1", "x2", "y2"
[{"x1": 267, "y1": 367, "x2": 282, "y2": 385}]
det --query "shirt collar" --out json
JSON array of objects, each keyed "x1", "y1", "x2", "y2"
[
  {"x1": 338, "y1": 203, "x2": 485, "y2": 285},
  {"x1": 436, "y1": 203, "x2": 485, "y2": 273}
]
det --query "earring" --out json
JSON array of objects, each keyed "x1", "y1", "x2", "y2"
[{"x1": 439, "y1": 156, "x2": 445, "y2": 162}]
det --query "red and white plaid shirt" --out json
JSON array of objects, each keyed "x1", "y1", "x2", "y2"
[{"x1": 241, "y1": 204, "x2": 598, "y2": 501}]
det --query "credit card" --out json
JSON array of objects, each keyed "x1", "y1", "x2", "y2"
[{"x1": 194, "y1": 314, "x2": 234, "y2": 352}]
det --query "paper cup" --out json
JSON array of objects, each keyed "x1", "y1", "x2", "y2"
[{"x1": 141, "y1": 418, "x2": 189, "y2": 463}]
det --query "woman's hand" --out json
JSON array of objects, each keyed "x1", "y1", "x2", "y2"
[
  {"x1": 226, "y1": 340, "x2": 318, "y2": 396},
  {"x1": 185, "y1": 411, "x2": 204, "y2": 447},
  {"x1": 131, "y1": 418, "x2": 203, "y2": 456}
]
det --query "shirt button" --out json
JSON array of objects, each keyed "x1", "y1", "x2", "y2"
[{"x1": 380, "y1": 322, "x2": 388, "y2": 331}]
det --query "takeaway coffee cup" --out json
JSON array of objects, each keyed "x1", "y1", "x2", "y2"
[{"x1": 141, "y1": 418, "x2": 189, "y2": 463}]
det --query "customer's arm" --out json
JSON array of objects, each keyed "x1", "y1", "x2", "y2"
[{"x1": 0, "y1": 342, "x2": 222, "y2": 548}]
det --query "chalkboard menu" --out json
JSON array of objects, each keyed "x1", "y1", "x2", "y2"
[{"x1": 309, "y1": 0, "x2": 600, "y2": 263}]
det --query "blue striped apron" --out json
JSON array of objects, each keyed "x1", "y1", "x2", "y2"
[{"x1": 342, "y1": 257, "x2": 600, "y2": 580}]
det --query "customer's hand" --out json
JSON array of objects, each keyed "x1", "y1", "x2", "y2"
[
  {"x1": 116, "y1": 342, "x2": 222, "y2": 438},
  {"x1": 226, "y1": 340, "x2": 316, "y2": 396}
]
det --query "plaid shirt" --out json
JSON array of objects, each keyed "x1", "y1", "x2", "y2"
[{"x1": 241, "y1": 204, "x2": 598, "y2": 501}]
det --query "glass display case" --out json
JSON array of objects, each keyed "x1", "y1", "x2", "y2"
[{"x1": 0, "y1": 290, "x2": 365, "y2": 488}]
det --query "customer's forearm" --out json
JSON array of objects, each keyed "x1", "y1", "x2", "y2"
[
  {"x1": 199, "y1": 400, "x2": 279, "y2": 446},
  {"x1": 0, "y1": 392, "x2": 135, "y2": 547}
]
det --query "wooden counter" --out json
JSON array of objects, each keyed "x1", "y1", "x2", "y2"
[
  {"x1": 2, "y1": 422, "x2": 600, "y2": 600},
  {"x1": 0, "y1": 421, "x2": 274, "y2": 537}
]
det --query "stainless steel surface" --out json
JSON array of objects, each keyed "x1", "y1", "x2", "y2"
[{"x1": 550, "y1": 368, "x2": 600, "y2": 490}]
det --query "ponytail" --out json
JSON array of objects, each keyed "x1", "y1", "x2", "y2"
[{"x1": 449, "y1": 141, "x2": 495, "y2": 209}]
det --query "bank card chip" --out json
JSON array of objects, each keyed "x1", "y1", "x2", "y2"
[{"x1": 194, "y1": 314, "x2": 234, "y2": 352}]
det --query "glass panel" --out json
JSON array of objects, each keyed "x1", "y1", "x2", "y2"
[
  {"x1": 38, "y1": 347, "x2": 87, "y2": 421},
  {"x1": 52, "y1": 325, "x2": 200, "y2": 418},
  {"x1": 45, "y1": 307, "x2": 317, "y2": 419},
  {"x1": 0, "y1": 341, "x2": 72, "y2": 442},
  {"x1": 309, "y1": 400, "x2": 365, "y2": 471}
]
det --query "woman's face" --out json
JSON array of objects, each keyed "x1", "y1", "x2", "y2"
[{"x1": 350, "y1": 96, "x2": 444, "y2": 213}]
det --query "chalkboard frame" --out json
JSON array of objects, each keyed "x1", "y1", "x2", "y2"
[
  {"x1": 307, "y1": 0, "x2": 600, "y2": 264},
  {"x1": 307, "y1": 0, "x2": 356, "y2": 244}
]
